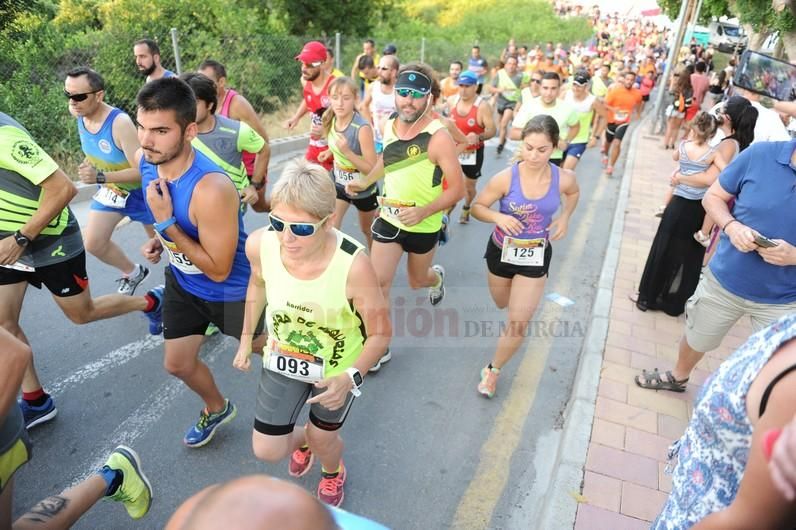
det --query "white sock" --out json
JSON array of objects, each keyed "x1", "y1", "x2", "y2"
[{"x1": 125, "y1": 264, "x2": 140, "y2": 278}]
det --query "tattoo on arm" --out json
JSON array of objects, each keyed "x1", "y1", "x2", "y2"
[{"x1": 20, "y1": 495, "x2": 69, "y2": 523}]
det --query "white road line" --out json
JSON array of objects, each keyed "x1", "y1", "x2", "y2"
[
  {"x1": 71, "y1": 337, "x2": 233, "y2": 484},
  {"x1": 47, "y1": 335, "x2": 164, "y2": 397}
]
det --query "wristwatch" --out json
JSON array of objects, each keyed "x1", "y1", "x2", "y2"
[
  {"x1": 252, "y1": 179, "x2": 266, "y2": 191},
  {"x1": 96, "y1": 171, "x2": 106, "y2": 184},
  {"x1": 13, "y1": 230, "x2": 30, "y2": 248},
  {"x1": 345, "y1": 367, "x2": 363, "y2": 397}
]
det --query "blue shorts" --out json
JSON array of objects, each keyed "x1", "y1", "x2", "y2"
[
  {"x1": 90, "y1": 187, "x2": 155, "y2": 225},
  {"x1": 564, "y1": 142, "x2": 588, "y2": 160}
]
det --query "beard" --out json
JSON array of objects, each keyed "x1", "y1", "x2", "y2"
[
  {"x1": 139, "y1": 63, "x2": 156, "y2": 77},
  {"x1": 398, "y1": 103, "x2": 426, "y2": 123},
  {"x1": 142, "y1": 141, "x2": 184, "y2": 165},
  {"x1": 302, "y1": 69, "x2": 320, "y2": 82}
]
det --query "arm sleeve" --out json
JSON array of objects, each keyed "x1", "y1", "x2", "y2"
[
  {"x1": 717, "y1": 143, "x2": 755, "y2": 196},
  {"x1": 237, "y1": 121, "x2": 266, "y2": 153},
  {"x1": 0, "y1": 125, "x2": 59, "y2": 185}
]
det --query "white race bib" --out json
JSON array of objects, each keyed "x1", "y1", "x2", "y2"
[
  {"x1": 265, "y1": 338, "x2": 325, "y2": 383},
  {"x1": 157, "y1": 234, "x2": 202, "y2": 275},
  {"x1": 458, "y1": 150, "x2": 476, "y2": 166},
  {"x1": 333, "y1": 166, "x2": 359, "y2": 185},
  {"x1": 377, "y1": 196, "x2": 415, "y2": 222},
  {"x1": 0, "y1": 262, "x2": 34, "y2": 272},
  {"x1": 614, "y1": 110, "x2": 629, "y2": 122},
  {"x1": 93, "y1": 185, "x2": 129, "y2": 209},
  {"x1": 501, "y1": 237, "x2": 546, "y2": 267}
]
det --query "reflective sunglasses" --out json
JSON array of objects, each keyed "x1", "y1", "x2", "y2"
[
  {"x1": 64, "y1": 89, "x2": 101, "y2": 102},
  {"x1": 303, "y1": 61, "x2": 324, "y2": 68},
  {"x1": 396, "y1": 88, "x2": 427, "y2": 99},
  {"x1": 269, "y1": 213, "x2": 329, "y2": 237}
]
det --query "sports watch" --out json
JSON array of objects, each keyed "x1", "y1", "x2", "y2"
[
  {"x1": 252, "y1": 179, "x2": 266, "y2": 191},
  {"x1": 345, "y1": 367, "x2": 363, "y2": 397},
  {"x1": 13, "y1": 230, "x2": 31, "y2": 248}
]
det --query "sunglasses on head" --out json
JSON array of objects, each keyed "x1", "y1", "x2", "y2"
[
  {"x1": 64, "y1": 89, "x2": 101, "y2": 102},
  {"x1": 269, "y1": 213, "x2": 329, "y2": 237},
  {"x1": 396, "y1": 88, "x2": 427, "y2": 99}
]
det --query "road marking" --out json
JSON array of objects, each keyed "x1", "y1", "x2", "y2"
[
  {"x1": 71, "y1": 337, "x2": 230, "y2": 484},
  {"x1": 47, "y1": 335, "x2": 164, "y2": 397},
  {"x1": 452, "y1": 166, "x2": 612, "y2": 529}
]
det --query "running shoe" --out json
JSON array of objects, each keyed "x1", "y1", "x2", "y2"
[
  {"x1": 317, "y1": 462, "x2": 347, "y2": 507},
  {"x1": 439, "y1": 214, "x2": 451, "y2": 246},
  {"x1": 496, "y1": 143, "x2": 505, "y2": 155},
  {"x1": 368, "y1": 348, "x2": 392, "y2": 373},
  {"x1": 601, "y1": 153, "x2": 608, "y2": 167},
  {"x1": 204, "y1": 322, "x2": 220, "y2": 336},
  {"x1": 428, "y1": 265, "x2": 445, "y2": 306},
  {"x1": 144, "y1": 285, "x2": 165, "y2": 335},
  {"x1": 103, "y1": 445, "x2": 153, "y2": 520},
  {"x1": 116, "y1": 265, "x2": 150, "y2": 296},
  {"x1": 184, "y1": 399, "x2": 237, "y2": 448},
  {"x1": 477, "y1": 366, "x2": 500, "y2": 398},
  {"x1": 19, "y1": 396, "x2": 57, "y2": 429},
  {"x1": 459, "y1": 206, "x2": 470, "y2": 224},
  {"x1": 604, "y1": 165, "x2": 614, "y2": 177},
  {"x1": 289, "y1": 446, "x2": 315, "y2": 477}
]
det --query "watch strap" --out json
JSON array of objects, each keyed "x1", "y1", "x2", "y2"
[
  {"x1": 154, "y1": 216, "x2": 177, "y2": 233},
  {"x1": 96, "y1": 171, "x2": 106, "y2": 184},
  {"x1": 252, "y1": 179, "x2": 266, "y2": 191}
]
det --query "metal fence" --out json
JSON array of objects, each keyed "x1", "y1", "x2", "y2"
[{"x1": 0, "y1": 27, "x2": 520, "y2": 171}]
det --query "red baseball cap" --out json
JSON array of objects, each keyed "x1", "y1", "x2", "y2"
[{"x1": 296, "y1": 41, "x2": 327, "y2": 64}]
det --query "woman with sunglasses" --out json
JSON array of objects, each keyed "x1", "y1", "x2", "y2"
[
  {"x1": 318, "y1": 77, "x2": 378, "y2": 248},
  {"x1": 471, "y1": 115, "x2": 580, "y2": 398},
  {"x1": 233, "y1": 158, "x2": 390, "y2": 508}
]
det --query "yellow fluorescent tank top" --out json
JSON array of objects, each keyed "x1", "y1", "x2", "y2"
[
  {"x1": 261, "y1": 228, "x2": 366, "y2": 377},
  {"x1": 381, "y1": 117, "x2": 446, "y2": 233}
]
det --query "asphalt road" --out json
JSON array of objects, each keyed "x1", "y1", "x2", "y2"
[{"x1": 11, "y1": 133, "x2": 626, "y2": 529}]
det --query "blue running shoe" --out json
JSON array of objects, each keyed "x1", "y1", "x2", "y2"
[
  {"x1": 184, "y1": 399, "x2": 237, "y2": 448},
  {"x1": 439, "y1": 214, "x2": 451, "y2": 246},
  {"x1": 144, "y1": 285, "x2": 165, "y2": 335},
  {"x1": 19, "y1": 396, "x2": 57, "y2": 429}
]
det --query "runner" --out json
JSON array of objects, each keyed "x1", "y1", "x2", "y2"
[
  {"x1": 602, "y1": 70, "x2": 642, "y2": 176},
  {"x1": 562, "y1": 71, "x2": 606, "y2": 170},
  {"x1": 510, "y1": 72, "x2": 580, "y2": 166},
  {"x1": 135, "y1": 77, "x2": 266, "y2": 447},
  {"x1": 468, "y1": 46, "x2": 489, "y2": 94},
  {"x1": 284, "y1": 41, "x2": 336, "y2": 171},
  {"x1": 180, "y1": 73, "x2": 268, "y2": 212},
  {"x1": 490, "y1": 56, "x2": 523, "y2": 155},
  {"x1": 133, "y1": 38, "x2": 175, "y2": 82},
  {"x1": 440, "y1": 61, "x2": 463, "y2": 101},
  {"x1": 198, "y1": 59, "x2": 272, "y2": 212},
  {"x1": 1, "y1": 328, "x2": 153, "y2": 525},
  {"x1": 324, "y1": 46, "x2": 346, "y2": 79},
  {"x1": 346, "y1": 63, "x2": 464, "y2": 372},
  {"x1": 470, "y1": 115, "x2": 580, "y2": 397},
  {"x1": 0, "y1": 112, "x2": 163, "y2": 429},
  {"x1": 318, "y1": 77, "x2": 378, "y2": 247},
  {"x1": 351, "y1": 39, "x2": 380, "y2": 98},
  {"x1": 66, "y1": 67, "x2": 154, "y2": 295},
  {"x1": 447, "y1": 70, "x2": 496, "y2": 224},
  {"x1": 361, "y1": 55, "x2": 398, "y2": 154},
  {"x1": 232, "y1": 159, "x2": 390, "y2": 507}
]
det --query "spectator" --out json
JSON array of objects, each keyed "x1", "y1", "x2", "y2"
[{"x1": 691, "y1": 61, "x2": 710, "y2": 110}]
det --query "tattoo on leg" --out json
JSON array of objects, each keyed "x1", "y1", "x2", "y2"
[{"x1": 21, "y1": 495, "x2": 69, "y2": 523}]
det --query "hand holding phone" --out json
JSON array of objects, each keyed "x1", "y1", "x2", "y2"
[{"x1": 754, "y1": 234, "x2": 779, "y2": 248}]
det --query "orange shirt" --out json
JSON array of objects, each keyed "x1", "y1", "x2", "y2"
[
  {"x1": 441, "y1": 77, "x2": 459, "y2": 99},
  {"x1": 605, "y1": 86, "x2": 642, "y2": 124}
]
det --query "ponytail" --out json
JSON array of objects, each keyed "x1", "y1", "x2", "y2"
[{"x1": 731, "y1": 106, "x2": 759, "y2": 152}]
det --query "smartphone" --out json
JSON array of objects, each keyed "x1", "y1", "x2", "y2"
[
  {"x1": 754, "y1": 234, "x2": 779, "y2": 248},
  {"x1": 733, "y1": 50, "x2": 796, "y2": 101}
]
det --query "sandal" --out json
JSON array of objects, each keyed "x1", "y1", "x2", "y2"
[{"x1": 634, "y1": 368, "x2": 689, "y2": 393}]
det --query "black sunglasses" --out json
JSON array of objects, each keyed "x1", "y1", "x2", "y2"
[{"x1": 64, "y1": 89, "x2": 101, "y2": 102}]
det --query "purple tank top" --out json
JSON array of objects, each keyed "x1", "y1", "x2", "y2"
[{"x1": 492, "y1": 162, "x2": 561, "y2": 247}]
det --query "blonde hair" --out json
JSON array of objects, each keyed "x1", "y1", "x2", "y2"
[
  {"x1": 322, "y1": 77, "x2": 359, "y2": 137},
  {"x1": 271, "y1": 158, "x2": 336, "y2": 219}
]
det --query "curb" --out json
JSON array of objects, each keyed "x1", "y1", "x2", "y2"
[
  {"x1": 70, "y1": 133, "x2": 310, "y2": 204},
  {"x1": 537, "y1": 114, "x2": 649, "y2": 529}
]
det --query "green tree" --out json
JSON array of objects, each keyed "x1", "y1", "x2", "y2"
[{"x1": 271, "y1": 0, "x2": 394, "y2": 36}]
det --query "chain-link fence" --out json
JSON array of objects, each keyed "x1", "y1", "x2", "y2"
[{"x1": 0, "y1": 26, "x2": 528, "y2": 173}]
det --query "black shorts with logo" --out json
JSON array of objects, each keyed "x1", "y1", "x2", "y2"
[
  {"x1": 0, "y1": 251, "x2": 88, "y2": 297},
  {"x1": 484, "y1": 238, "x2": 553, "y2": 279},
  {"x1": 461, "y1": 146, "x2": 485, "y2": 180},
  {"x1": 334, "y1": 185, "x2": 379, "y2": 212},
  {"x1": 605, "y1": 122, "x2": 629, "y2": 144},
  {"x1": 371, "y1": 217, "x2": 439, "y2": 255}
]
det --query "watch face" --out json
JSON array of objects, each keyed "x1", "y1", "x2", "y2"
[
  {"x1": 14, "y1": 232, "x2": 29, "y2": 247},
  {"x1": 352, "y1": 371, "x2": 363, "y2": 386}
]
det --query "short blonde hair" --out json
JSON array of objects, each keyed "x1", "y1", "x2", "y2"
[{"x1": 270, "y1": 158, "x2": 336, "y2": 220}]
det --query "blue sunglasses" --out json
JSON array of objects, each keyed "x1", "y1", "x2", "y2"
[{"x1": 269, "y1": 213, "x2": 329, "y2": 237}]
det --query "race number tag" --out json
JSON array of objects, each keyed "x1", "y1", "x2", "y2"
[
  {"x1": 333, "y1": 166, "x2": 359, "y2": 185},
  {"x1": 265, "y1": 338, "x2": 325, "y2": 383},
  {"x1": 614, "y1": 110, "x2": 629, "y2": 122},
  {"x1": 458, "y1": 150, "x2": 476, "y2": 166},
  {"x1": 156, "y1": 234, "x2": 202, "y2": 275},
  {"x1": 0, "y1": 262, "x2": 34, "y2": 272},
  {"x1": 377, "y1": 196, "x2": 416, "y2": 222},
  {"x1": 501, "y1": 237, "x2": 546, "y2": 267},
  {"x1": 93, "y1": 185, "x2": 129, "y2": 209}
]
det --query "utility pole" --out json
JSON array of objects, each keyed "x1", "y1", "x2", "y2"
[{"x1": 651, "y1": 0, "x2": 694, "y2": 134}]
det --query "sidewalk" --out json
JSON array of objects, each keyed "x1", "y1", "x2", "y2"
[{"x1": 572, "y1": 128, "x2": 753, "y2": 528}]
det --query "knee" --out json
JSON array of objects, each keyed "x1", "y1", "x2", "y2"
[
  {"x1": 83, "y1": 232, "x2": 108, "y2": 256},
  {"x1": 164, "y1": 356, "x2": 195, "y2": 379},
  {"x1": 495, "y1": 300, "x2": 509, "y2": 310},
  {"x1": 252, "y1": 436, "x2": 289, "y2": 463},
  {"x1": 64, "y1": 309, "x2": 92, "y2": 325},
  {"x1": 408, "y1": 274, "x2": 426, "y2": 290}
]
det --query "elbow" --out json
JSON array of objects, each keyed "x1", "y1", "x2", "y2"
[{"x1": 207, "y1": 270, "x2": 231, "y2": 283}]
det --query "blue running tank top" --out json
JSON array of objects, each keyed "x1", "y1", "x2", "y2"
[
  {"x1": 77, "y1": 107, "x2": 138, "y2": 191},
  {"x1": 140, "y1": 148, "x2": 250, "y2": 301},
  {"x1": 492, "y1": 162, "x2": 561, "y2": 247}
]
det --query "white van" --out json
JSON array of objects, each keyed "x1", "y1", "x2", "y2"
[{"x1": 709, "y1": 21, "x2": 748, "y2": 53}]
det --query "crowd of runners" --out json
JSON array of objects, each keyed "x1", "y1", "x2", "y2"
[{"x1": 1, "y1": 6, "x2": 796, "y2": 529}]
